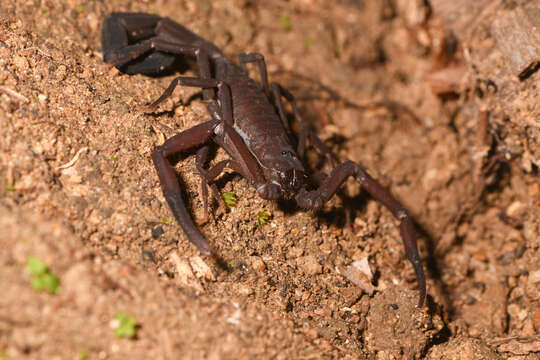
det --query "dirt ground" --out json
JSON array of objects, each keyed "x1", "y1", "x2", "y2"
[{"x1": 1, "y1": 0, "x2": 539, "y2": 359}]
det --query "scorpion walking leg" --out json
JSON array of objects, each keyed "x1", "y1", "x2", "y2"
[
  {"x1": 271, "y1": 83, "x2": 334, "y2": 167},
  {"x1": 150, "y1": 76, "x2": 230, "y2": 221},
  {"x1": 238, "y1": 52, "x2": 271, "y2": 98},
  {"x1": 148, "y1": 77, "x2": 233, "y2": 126},
  {"x1": 296, "y1": 161, "x2": 426, "y2": 307},
  {"x1": 195, "y1": 146, "x2": 231, "y2": 220},
  {"x1": 152, "y1": 120, "x2": 220, "y2": 255},
  {"x1": 196, "y1": 156, "x2": 248, "y2": 219}
]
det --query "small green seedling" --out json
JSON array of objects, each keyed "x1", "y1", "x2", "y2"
[
  {"x1": 256, "y1": 210, "x2": 271, "y2": 228},
  {"x1": 5, "y1": 184, "x2": 14, "y2": 191},
  {"x1": 114, "y1": 313, "x2": 137, "y2": 339},
  {"x1": 280, "y1": 13, "x2": 292, "y2": 31},
  {"x1": 222, "y1": 192, "x2": 237, "y2": 208},
  {"x1": 27, "y1": 256, "x2": 59, "y2": 294},
  {"x1": 78, "y1": 349, "x2": 89, "y2": 359},
  {"x1": 160, "y1": 216, "x2": 170, "y2": 224}
]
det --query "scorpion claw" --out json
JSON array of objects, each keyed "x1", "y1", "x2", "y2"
[{"x1": 295, "y1": 190, "x2": 324, "y2": 211}]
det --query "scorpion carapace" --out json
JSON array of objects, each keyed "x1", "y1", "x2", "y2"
[{"x1": 101, "y1": 12, "x2": 427, "y2": 307}]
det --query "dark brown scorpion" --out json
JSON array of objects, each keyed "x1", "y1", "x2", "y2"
[{"x1": 101, "y1": 12, "x2": 426, "y2": 306}]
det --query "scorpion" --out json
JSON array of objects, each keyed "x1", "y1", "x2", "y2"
[{"x1": 101, "y1": 12, "x2": 426, "y2": 306}]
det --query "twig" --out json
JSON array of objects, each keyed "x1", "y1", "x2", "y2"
[
  {"x1": 56, "y1": 147, "x2": 88, "y2": 170},
  {"x1": 0, "y1": 86, "x2": 29, "y2": 102}
]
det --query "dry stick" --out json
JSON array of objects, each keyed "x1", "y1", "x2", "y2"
[
  {"x1": 56, "y1": 147, "x2": 89, "y2": 170},
  {"x1": 0, "y1": 86, "x2": 29, "y2": 102}
]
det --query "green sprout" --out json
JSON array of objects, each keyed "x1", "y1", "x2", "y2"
[
  {"x1": 78, "y1": 349, "x2": 89, "y2": 359},
  {"x1": 75, "y1": 5, "x2": 84, "y2": 14},
  {"x1": 27, "y1": 256, "x2": 60, "y2": 294},
  {"x1": 305, "y1": 38, "x2": 314, "y2": 48},
  {"x1": 222, "y1": 192, "x2": 237, "y2": 208},
  {"x1": 280, "y1": 13, "x2": 292, "y2": 31},
  {"x1": 256, "y1": 210, "x2": 271, "y2": 228},
  {"x1": 160, "y1": 216, "x2": 170, "y2": 224},
  {"x1": 114, "y1": 313, "x2": 137, "y2": 339},
  {"x1": 5, "y1": 184, "x2": 14, "y2": 191}
]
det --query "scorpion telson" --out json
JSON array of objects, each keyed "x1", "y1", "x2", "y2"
[{"x1": 101, "y1": 12, "x2": 427, "y2": 307}]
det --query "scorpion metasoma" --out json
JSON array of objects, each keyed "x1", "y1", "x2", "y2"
[{"x1": 101, "y1": 12, "x2": 426, "y2": 306}]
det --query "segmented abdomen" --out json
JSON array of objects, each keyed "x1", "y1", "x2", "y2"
[{"x1": 225, "y1": 69, "x2": 291, "y2": 160}]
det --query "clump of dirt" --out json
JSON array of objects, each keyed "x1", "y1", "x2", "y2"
[{"x1": 1, "y1": 0, "x2": 538, "y2": 359}]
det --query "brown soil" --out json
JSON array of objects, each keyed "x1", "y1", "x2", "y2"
[{"x1": 1, "y1": 0, "x2": 539, "y2": 359}]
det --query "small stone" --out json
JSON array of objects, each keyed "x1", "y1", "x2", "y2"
[
  {"x1": 189, "y1": 256, "x2": 216, "y2": 281},
  {"x1": 250, "y1": 256, "x2": 266, "y2": 272},
  {"x1": 56, "y1": 64, "x2": 67, "y2": 80},
  {"x1": 529, "y1": 269, "x2": 540, "y2": 284},
  {"x1": 169, "y1": 253, "x2": 203, "y2": 292},
  {"x1": 287, "y1": 246, "x2": 304, "y2": 259},
  {"x1": 518, "y1": 309, "x2": 528, "y2": 321},
  {"x1": 235, "y1": 283, "x2": 253, "y2": 296},
  {"x1": 152, "y1": 225, "x2": 164, "y2": 239},
  {"x1": 506, "y1": 201, "x2": 525, "y2": 218},
  {"x1": 141, "y1": 249, "x2": 155, "y2": 263},
  {"x1": 297, "y1": 255, "x2": 322, "y2": 275},
  {"x1": 13, "y1": 55, "x2": 29, "y2": 71},
  {"x1": 339, "y1": 257, "x2": 376, "y2": 295}
]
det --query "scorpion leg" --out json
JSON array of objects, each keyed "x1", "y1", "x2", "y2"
[
  {"x1": 151, "y1": 76, "x2": 234, "y2": 255},
  {"x1": 196, "y1": 156, "x2": 249, "y2": 218},
  {"x1": 148, "y1": 77, "x2": 233, "y2": 126},
  {"x1": 195, "y1": 146, "x2": 230, "y2": 220},
  {"x1": 152, "y1": 120, "x2": 220, "y2": 255},
  {"x1": 238, "y1": 52, "x2": 271, "y2": 98},
  {"x1": 296, "y1": 161, "x2": 426, "y2": 307},
  {"x1": 153, "y1": 79, "x2": 265, "y2": 254},
  {"x1": 271, "y1": 83, "x2": 334, "y2": 167},
  {"x1": 195, "y1": 144, "x2": 258, "y2": 211}
]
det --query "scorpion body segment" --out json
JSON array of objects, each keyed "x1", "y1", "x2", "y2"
[{"x1": 101, "y1": 12, "x2": 426, "y2": 307}]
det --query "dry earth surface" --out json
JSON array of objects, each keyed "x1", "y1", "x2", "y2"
[{"x1": 1, "y1": 0, "x2": 539, "y2": 359}]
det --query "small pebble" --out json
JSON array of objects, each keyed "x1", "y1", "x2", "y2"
[
  {"x1": 529, "y1": 269, "x2": 540, "y2": 284},
  {"x1": 141, "y1": 249, "x2": 156, "y2": 263},
  {"x1": 152, "y1": 225, "x2": 164, "y2": 238},
  {"x1": 250, "y1": 256, "x2": 266, "y2": 272},
  {"x1": 298, "y1": 255, "x2": 322, "y2": 275}
]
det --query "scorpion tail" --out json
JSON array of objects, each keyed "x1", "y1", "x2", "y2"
[{"x1": 102, "y1": 12, "x2": 226, "y2": 75}]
